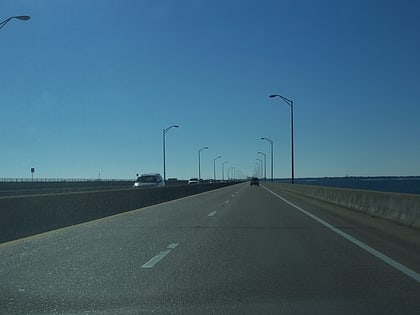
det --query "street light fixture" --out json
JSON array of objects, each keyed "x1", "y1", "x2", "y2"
[
  {"x1": 0, "y1": 15, "x2": 31, "y2": 30},
  {"x1": 163, "y1": 124, "x2": 179, "y2": 182},
  {"x1": 213, "y1": 156, "x2": 221, "y2": 180},
  {"x1": 198, "y1": 146, "x2": 208, "y2": 182},
  {"x1": 258, "y1": 151, "x2": 267, "y2": 181},
  {"x1": 222, "y1": 161, "x2": 229, "y2": 181},
  {"x1": 261, "y1": 137, "x2": 273, "y2": 182},
  {"x1": 269, "y1": 94, "x2": 295, "y2": 184}
]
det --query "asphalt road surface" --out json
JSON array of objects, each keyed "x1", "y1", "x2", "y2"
[{"x1": 1, "y1": 182, "x2": 419, "y2": 314}]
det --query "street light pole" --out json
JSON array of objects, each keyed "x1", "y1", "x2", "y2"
[
  {"x1": 228, "y1": 167, "x2": 235, "y2": 180},
  {"x1": 254, "y1": 163, "x2": 260, "y2": 178},
  {"x1": 261, "y1": 137, "x2": 273, "y2": 182},
  {"x1": 163, "y1": 124, "x2": 179, "y2": 182},
  {"x1": 258, "y1": 151, "x2": 266, "y2": 181},
  {"x1": 0, "y1": 15, "x2": 30, "y2": 30},
  {"x1": 222, "y1": 161, "x2": 228, "y2": 181},
  {"x1": 257, "y1": 159, "x2": 263, "y2": 179},
  {"x1": 269, "y1": 94, "x2": 295, "y2": 184},
  {"x1": 198, "y1": 146, "x2": 208, "y2": 182},
  {"x1": 213, "y1": 156, "x2": 221, "y2": 180}
]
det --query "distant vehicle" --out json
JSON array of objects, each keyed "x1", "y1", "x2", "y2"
[
  {"x1": 133, "y1": 173, "x2": 165, "y2": 188},
  {"x1": 188, "y1": 178, "x2": 199, "y2": 184},
  {"x1": 250, "y1": 177, "x2": 259, "y2": 186}
]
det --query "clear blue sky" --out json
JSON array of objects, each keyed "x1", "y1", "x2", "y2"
[{"x1": 1, "y1": 0, "x2": 419, "y2": 180}]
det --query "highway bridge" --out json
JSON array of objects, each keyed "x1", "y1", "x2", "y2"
[{"x1": 0, "y1": 182, "x2": 419, "y2": 314}]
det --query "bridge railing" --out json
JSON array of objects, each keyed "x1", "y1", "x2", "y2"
[{"x1": 0, "y1": 178, "x2": 132, "y2": 183}]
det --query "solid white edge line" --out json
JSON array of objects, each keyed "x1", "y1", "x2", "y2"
[{"x1": 261, "y1": 185, "x2": 420, "y2": 283}]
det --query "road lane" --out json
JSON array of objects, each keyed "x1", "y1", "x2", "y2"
[
  {"x1": 263, "y1": 182, "x2": 420, "y2": 276},
  {"x1": 0, "y1": 182, "x2": 419, "y2": 314},
  {"x1": 0, "y1": 183, "x2": 245, "y2": 313},
  {"x1": 262, "y1": 184, "x2": 419, "y2": 282}
]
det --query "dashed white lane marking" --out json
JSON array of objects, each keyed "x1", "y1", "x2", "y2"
[
  {"x1": 141, "y1": 251, "x2": 170, "y2": 268},
  {"x1": 208, "y1": 211, "x2": 217, "y2": 217},
  {"x1": 232, "y1": 195, "x2": 236, "y2": 198},
  {"x1": 141, "y1": 243, "x2": 179, "y2": 268},
  {"x1": 225, "y1": 200, "x2": 230, "y2": 204},
  {"x1": 262, "y1": 185, "x2": 420, "y2": 283}
]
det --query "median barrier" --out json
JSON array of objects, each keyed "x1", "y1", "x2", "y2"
[
  {"x1": 270, "y1": 183, "x2": 420, "y2": 229},
  {"x1": 0, "y1": 182, "x2": 236, "y2": 243}
]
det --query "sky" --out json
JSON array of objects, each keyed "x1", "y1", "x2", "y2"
[{"x1": 1, "y1": 0, "x2": 419, "y2": 180}]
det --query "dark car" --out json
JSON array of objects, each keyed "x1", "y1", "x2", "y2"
[{"x1": 250, "y1": 177, "x2": 259, "y2": 186}]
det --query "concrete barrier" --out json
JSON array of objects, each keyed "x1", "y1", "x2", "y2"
[
  {"x1": 0, "y1": 183, "x2": 236, "y2": 243},
  {"x1": 0, "y1": 181, "x2": 133, "y2": 197},
  {"x1": 270, "y1": 183, "x2": 420, "y2": 229}
]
